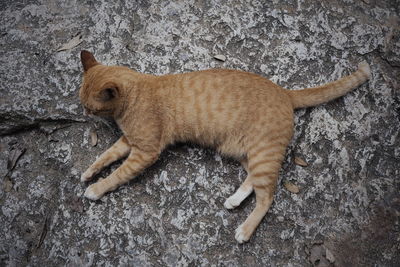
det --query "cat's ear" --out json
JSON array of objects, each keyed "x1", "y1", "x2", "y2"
[
  {"x1": 97, "y1": 87, "x2": 119, "y2": 101},
  {"x1": 81, "y1": 50, "x2": 99, "y2": 71}
]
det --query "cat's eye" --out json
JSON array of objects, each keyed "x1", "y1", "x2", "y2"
[{"x1": 98, "y1": 87, "x2": 118, "y2": 101}]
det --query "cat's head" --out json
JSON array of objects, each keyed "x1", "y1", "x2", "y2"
[{"x1": 79, "y1": 50, "x2": 125, "y2": 118}]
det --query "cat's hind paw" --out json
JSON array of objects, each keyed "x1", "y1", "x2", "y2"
[
  {"x1": 235, "y1": 224, "x2": 252, "y2": 243},
  {"x1": 224, "y1": 187, "x2": 252, "y2": 209},
  {"x1": 224, "y1": 197, "x2": 239, "y2": 209}
]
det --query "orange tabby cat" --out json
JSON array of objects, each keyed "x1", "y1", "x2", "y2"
[{"x1": 79, "y1": 50, "x2": 371, "y2": 243}]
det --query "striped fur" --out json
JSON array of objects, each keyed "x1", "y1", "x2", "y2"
[{"x1": 79, "y1": 51, "x2": 371, "y2": 243}]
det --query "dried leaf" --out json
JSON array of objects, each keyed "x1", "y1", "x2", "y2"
[
  {"x1": 90, "y1": 129, "x2": 98, "y2": 147},
  {"x1": 57, "y1": 33, "x2": 83, "y2": 52},
  {"x1": 325, "y1": 247, "x2": 335, "y2": 263},
  {"x1": 7, "y1": 148, "x2": 26, "y2": 171},
  {"x1": 284, "y1": 181, "x2": 300, "y2": 194},
  {"x1": 294, "y1": 156, "x2": 308, "y2": 167},
  {"x1": 213, "y1": 54, "x2": 226, "y2": 62},
  {"x1": 3, "y1": 177, "x2": 13, "y2": 192}
]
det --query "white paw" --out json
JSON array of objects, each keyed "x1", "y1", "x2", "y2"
[
  {"x1": 235, "y1": 224, "x2": 250, "y2": 243},
  {"x1": 84, "y1": 185, "x2": 102, "y2": 200},
  {"x1": 224, "y1": 188, "x2": 252, "y2": 209},
  {"x1": 81, "y1": 169, "x2": 95, "y2": 182},
  {"x1": 224, "y1": 196, "x2": 239, "y2": 209}
]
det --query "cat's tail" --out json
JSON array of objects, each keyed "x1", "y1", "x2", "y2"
[{"x1": 286, "y1": 62, "x2": 371, "y2": 109}]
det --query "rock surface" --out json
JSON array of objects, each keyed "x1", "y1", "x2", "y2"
[{"x1": 1, "y1": 0, "x2": 399, "y2": 266}]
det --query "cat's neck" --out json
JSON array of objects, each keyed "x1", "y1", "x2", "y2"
[{"x1": 114, "y1": 71, "x2": 183, "y2": 143}]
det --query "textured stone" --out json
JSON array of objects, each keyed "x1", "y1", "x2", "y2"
[{"x1": 1, "y1": 0, "x2": 399, "y2": 266}]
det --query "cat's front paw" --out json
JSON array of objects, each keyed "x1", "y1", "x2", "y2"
[
  {"x1": 235, "y1": 223, "x2": 252, "y2": 243},
  {"x1": 81, "y1": 169, "x2": 96, "y2": 182},
  {"x1": 84, "y1": 182, "x2": 105, "y2": 200}
]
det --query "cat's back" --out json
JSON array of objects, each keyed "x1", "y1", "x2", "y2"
[
  {"x1": 181, "y1": 68, "x2": 279, "y2": 91},
  {"x1": 173, "y1": 68, "x2": 291, "y2": 109}
]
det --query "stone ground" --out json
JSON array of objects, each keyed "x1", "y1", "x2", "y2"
[{"x1": 1, "y1": 0, "x2": 399, "y2": 266}]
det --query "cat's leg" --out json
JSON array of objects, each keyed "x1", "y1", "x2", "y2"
[
  {"x1": 234, "y1": 135, "x2": 290, "y2": 243},
  {"x1": 235, "y1": 179, "x2": 276, "y2": 243},
  {"x1": 84, "y1": 148, "x2": 159, "y2": 200},
  {"x1": 224, "y1": 158, "x2": 253, "y2": 209},
  {"x1": 81, "y1": 136, "x2": 131, "y2": 182}
]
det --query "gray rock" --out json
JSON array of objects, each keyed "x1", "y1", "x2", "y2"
[{"x1": 0, "y1": 0, "x2": 399, "y2": 266}]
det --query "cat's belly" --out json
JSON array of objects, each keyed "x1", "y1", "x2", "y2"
[{"x1": 174, "y1": 124, "x2": 247, "y2": 159}]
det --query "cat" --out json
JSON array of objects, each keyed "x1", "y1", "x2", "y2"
[{"x1": 79, "y1": 50, "x2": 371, "y2": 243}]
